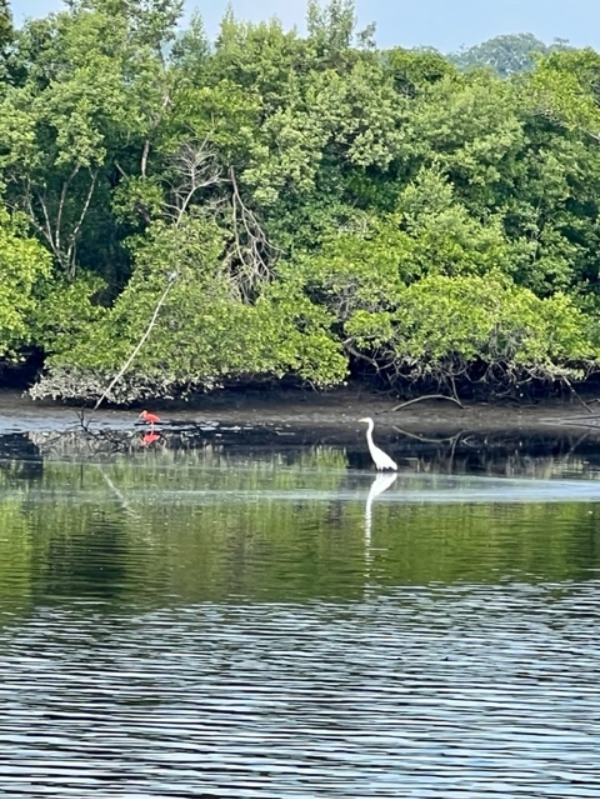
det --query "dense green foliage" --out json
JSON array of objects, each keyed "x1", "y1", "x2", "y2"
[{"x1": 1, "y1": 0, "x2": 600, "y2": 402}]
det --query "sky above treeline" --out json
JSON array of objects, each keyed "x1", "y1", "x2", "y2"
[{"x1": 13, "y1": 0, "x2": 600, "y2": 53}]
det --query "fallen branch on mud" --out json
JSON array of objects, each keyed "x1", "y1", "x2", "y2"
[{"x1": 391, "y1": 394, "x2": 465, "y2": 412}]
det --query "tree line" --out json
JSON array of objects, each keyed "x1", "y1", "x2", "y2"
[{"x1": 1, "y1": 0, "x2": 600, "y2": 404}]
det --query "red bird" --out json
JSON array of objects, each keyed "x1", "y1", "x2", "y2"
[{"x1": 139, "y1": 410, "x2": 161, "y2": 431}]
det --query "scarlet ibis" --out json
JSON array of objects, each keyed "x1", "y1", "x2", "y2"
[{"x1": 139, "y1": 410, "x2": 161, "y2": 431}]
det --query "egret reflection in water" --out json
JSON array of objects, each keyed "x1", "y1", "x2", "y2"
[
  {"x1": 364, "y1": 472, "x2": 398, "y2": 543},
  {"x1": 363, "y1": 472, "x2": 398, "y2": 588}
]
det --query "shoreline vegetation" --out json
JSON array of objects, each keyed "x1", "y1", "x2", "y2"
[{"x1": 2, "y1": 1, "x2": 600, "y2": 407}]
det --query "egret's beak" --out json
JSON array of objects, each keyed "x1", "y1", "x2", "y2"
[{"x1": 358, "y1": 417, "x2": 368, "y2": 423}]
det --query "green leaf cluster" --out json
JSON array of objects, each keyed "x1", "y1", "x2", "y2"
[{"x1": 0, "y1": 208, "x2": 51, "y2": 359}]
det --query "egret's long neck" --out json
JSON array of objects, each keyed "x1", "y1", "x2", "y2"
[{"x1": 366, "y1": 420, "x2": 375, "y2": 444}]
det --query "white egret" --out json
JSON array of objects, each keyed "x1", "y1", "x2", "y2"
[{"x1": 358, "y1": 417, "x2": 398, "y2": 471}]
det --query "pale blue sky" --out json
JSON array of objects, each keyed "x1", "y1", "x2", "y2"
[{"x1": 12, "y1": 0, "x2": 600, "y2": 52}]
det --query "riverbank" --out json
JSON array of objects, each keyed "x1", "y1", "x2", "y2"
[{"x1": 2, "y1": 387, "x2": 600, "y2": 437}]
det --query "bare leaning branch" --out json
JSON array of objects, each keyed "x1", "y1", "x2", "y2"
[
  {"x1": 88, "y1": 270, "x2": 179, "y2": 422},
  {"x1": 66, "y1": 168, "x2": 98, "y2": 278},
  {"x1": 226, "y1": 165, "x2": 278, "y2": 300},
  {"x1": 54, "y1": 165, "x2": 79, "y2": 257},
  {"x1": 163, "y1": 140, "x2": 222, "y2": 226},
  {"x1": 17, "y1": 166, "x2": 98, "y2": 278}
]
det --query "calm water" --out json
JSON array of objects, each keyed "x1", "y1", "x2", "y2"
[{"x1": 1, "y1": 424, "x2": 600, "y2": 797}]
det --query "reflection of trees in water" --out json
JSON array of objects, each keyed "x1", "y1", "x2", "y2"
[
  {"x1": 378, "y1": 429, "x2": 600, "y2": 480},
  {"x1": 1, "y1": 441, "x2": 600, "y2": 610},
  {"x1": 0, "y1": 434, "x2": 43, "y2": 484},
  {"x1": 1, "y1": 424, "x2": 599, "y2": 480},
  {"x1": 36, "y1": 514, "x2": 130, "y2": 600}
]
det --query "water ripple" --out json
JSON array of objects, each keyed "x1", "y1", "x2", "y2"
[{"x1": 0, "y1": 583, "x2": 599, "y2": 797}]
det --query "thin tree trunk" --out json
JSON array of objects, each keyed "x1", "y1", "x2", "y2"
[{"x1": 84, "y1": 273, "x2": 178, "y2": 425}]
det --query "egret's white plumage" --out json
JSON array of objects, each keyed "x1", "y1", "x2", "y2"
[{"x1": 358, "y1": 417, "x2": 398, "y2": 471}]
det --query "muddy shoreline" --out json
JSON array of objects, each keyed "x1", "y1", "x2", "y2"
[{"x1": 1, "y1": 387, "x2": 600, "y2": 436}]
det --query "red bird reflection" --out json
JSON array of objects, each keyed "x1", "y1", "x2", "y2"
[
  {"x1": 140, "y1": 431, "x2": 161, "y2": 446},
  {"x1": 139, "y1": 409, "x2": 161, "y2": 431}
]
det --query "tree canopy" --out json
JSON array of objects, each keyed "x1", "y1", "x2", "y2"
[
  {"x1": 448, "y1": 33, "x2": 573, "y2": 78},
  {"x1": 1, "y1": 0, "x2": 600, "y2": 403}
]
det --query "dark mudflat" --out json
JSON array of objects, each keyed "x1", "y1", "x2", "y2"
[{"x1": 1, "y1": 387, "x2": 600, "y2": 437}]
